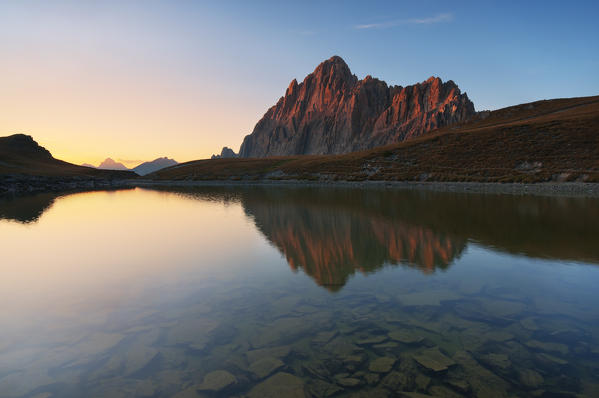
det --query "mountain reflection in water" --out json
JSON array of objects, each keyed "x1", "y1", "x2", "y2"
[
  {"x1": 163, "y1": 186, "x2": 599, "y2": 289},
  {"x1": 243, "y1": 190, "x2": 464, "y2": 291},
  {"x1": 2, "y1": 186, "x2": 599, "y2": 291}
]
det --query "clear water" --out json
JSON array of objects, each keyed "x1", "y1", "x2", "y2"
[{"x1": 1, "y1": 187, "x2": 598, "y2": 398}]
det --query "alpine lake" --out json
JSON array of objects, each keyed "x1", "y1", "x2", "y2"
[{"x1": 1, "y1": 186, "x2": 598, "y2": 398}]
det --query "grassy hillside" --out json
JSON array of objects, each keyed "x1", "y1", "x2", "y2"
[
  {"x1": 149, "y1": 95, "x2": 599, "y2": 183},
  {"x1": 0, "y1": 134, "x2": 136, "y2": 179}
]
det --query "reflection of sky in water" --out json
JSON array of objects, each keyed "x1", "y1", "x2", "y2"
[{"x1": 1, "y1": 187, "x2": 598, "y2": 397}]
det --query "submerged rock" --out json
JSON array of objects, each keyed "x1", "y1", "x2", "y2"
[
  {"x1": 519, "y1": 369, "x2": 544, "y2": 388},
  {"x1": 413, "y1": 348, "x2": 455, "y2": 372},
  {"x1": 381, "y1": 371, "x2": 411, "y2": 390},
  {"x1": 313, "y1": 330, "x2": 338, "y2": 344},
  {"x1": 198, "y1": 370, "x2": 237, "y2": 392},
  {"x1": 166, "y1": 318, "x2": 219, "y2": 346},
  {"x1": 247, "y1": 372, "x2": 305, "y2": 398},
  {"x1": 519, "y1": 317, "x2": 540, "y2": 331},
  {"x1": 483, "y1": 353, "x2": 511, "y2": 370},
  {"x1": 364, "y1": 373, "x2": 380, "y2": 385},
  {"x1": 307, "y1": 379, "x2": 344, "y2": 397},
  {"x1": 429, "y1": 385, "x2": 465, "y2": 397},
  {"x1": 249, "y1": 357, "x2": 284, "y2": 379},
  {"x1": 323, "y1": 337, "x2": 363, "y2": 356},
  {"x1": 171, "y1": 386, "x2": 207, "y2": 398},
  {"x1": 369, "y1": 357, "x2": 397, "y2": 373},
  {"x1": 398, "y1": 290, "x2": 461, "y2": 306},
  {"x1": 536, "y1": 352, "x2": 568, "y2": 365},
  {"x1": 356, "y1": 335, "x2": 388, "y2": 346},
  {"x1": 348, "y1": 388, "x2": 391, "y2": 397},
  {"x1": 414, "y1": 373, "x2": 431, "y2": 391},
  {"x1": 446, "y1": 378, "x2": 470, "y2": 393},
  {"x1": 245, "y1": 345, "x2": 291, "y2": 363},
  {"x1": 336, "y1": 377, "x2": 362, "y2": 387},
  {"x1": 373, "y1": 342, "x2": 399, "y2": 350},
  {"x1": 123, "y1": 344, "x2": 159, "y2": 375},
  {"x1": 525, "y1": 340, "x2": 569, "y2": 355},
  {"x1": 388, "y1": 329, "x2": 425, "y2": 344},
  {"x1": 452, "y1": 350, "x2": 509, "y2": 398},
  {"x1": 482, "y1": 331, "x2": 514, "y2": 343}
]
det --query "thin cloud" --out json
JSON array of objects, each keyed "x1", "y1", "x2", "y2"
[{"x1": 355, "y1": 13, "x2": 453, "y2": 30}]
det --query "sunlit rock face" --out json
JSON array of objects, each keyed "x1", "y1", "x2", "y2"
[{"x1": 239, "y1": 56, "x2": 475, "y2": 157}]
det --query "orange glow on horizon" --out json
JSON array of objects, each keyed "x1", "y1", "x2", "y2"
[{"x1": 0, "y1": 46, "x2": 266, "y2": 166}]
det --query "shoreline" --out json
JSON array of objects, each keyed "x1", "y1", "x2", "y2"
[
  {"x1": 0, "y1": 175, "x2": 133, "y2": 196},
  {"x1": 132, "y1": 179, "x2": 599, "y2": 197},
  {"x1": 2, "y1": 175, "x2": 599, "y2": 198}
]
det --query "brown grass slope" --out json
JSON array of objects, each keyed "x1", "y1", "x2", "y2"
[
  {"x1": 0, "y1": 134, "x2": 137, "y2": 179},
  {"x1": 151, "y1": 95, "x2": 599, "y2": 183}
]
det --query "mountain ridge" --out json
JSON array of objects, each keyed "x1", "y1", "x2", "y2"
[
  {"x1": 98, "y1": 158, "x2": 129, "y2": 171},
  {"x1": 150, "y1": 95, "x2": 599, "y2": 184},
  {"x1": 132, "y1": 157, "x2": 178, "y2": 176},
  {"x1": 238, "y1": 56, "x2": 475, "y2": 157}
]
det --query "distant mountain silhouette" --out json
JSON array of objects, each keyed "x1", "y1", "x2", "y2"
[
  {"x1": 211, "y1": 147, "x2": 238, "y2": 159},
  {"x1": 132, "y1": 157, "x2": 177, "y2": 176},
  {"x1": 97, "y1": 158, "x2": 129, "y2": 171}
]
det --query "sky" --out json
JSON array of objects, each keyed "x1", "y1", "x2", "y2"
[{"x1": 1, "y1": 1, "x2": 598, "y2": 166}]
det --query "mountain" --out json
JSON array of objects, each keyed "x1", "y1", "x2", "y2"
[
  {"x1": 0, "y1": 134, "x2": 136, "y2": 179},
  {"x1": 97, "y1": 158, "x2": 129, "y2": 171},
  {"x1": 211, "y1": 147, "x2": 238, "y2": 159},
  {"x1": 132, "y1": 157, "x2": 178, "y2": 176},
  {"x1": 81, "y1": 163, "x2": 96, "y2": 168},
  {"x1": 238, "y1": 55, "x2": 475, "y2": 157},
  {"x1": 150, "y1": 95, "x2": 599, "y2": 183}
]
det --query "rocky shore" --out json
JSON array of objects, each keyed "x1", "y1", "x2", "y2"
[
  {"x1": 0, "y1": 175, "x2": 135, "y2": 196},
  {"x1": 133, "y1": 179, "x2": 599, "y2": 198},
  {"x1": 3, "y1": 174, "x2": 599, "y2": 198}
]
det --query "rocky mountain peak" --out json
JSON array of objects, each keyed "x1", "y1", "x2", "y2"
[
  {"x1": 98, "y1": 158, "x2": 129, "y2": 171},
  {"x1": 211, "y1": 147, "x2": 238, "y2": 159},
  {"x1": 239, "y1": 56, "x2": 475, "y2": 158}
]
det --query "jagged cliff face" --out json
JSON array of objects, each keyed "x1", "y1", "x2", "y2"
[{"x1": 239, "y1": 56, "x2": 475, "y2": 157}]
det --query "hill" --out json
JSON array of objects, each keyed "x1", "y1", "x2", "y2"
[
  {"x1": 132, "y1": 157, "x2": 178, "y2": 176},
  {"x1": 148, "y1": 95, "x2": 599, "y2": 183},
  {"x1": 0, "y1": 134, "x2": 136, "y2": 178},
  {"x1": 238, "y1": 56, "x2": 475, "y2": 157}
]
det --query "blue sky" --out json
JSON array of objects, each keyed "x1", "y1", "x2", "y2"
[{"x1": 1, "y1": 0, "x2": 598, "y2": 162}]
